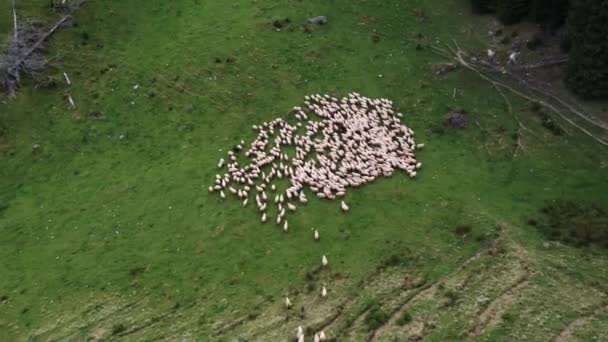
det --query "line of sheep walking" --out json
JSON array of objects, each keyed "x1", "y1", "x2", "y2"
[{"x1": 209, "y1": 93, "x2": 422, "y2": 341}]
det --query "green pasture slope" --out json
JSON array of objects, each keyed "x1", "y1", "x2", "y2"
[{"x1": 0, "y1": 0, "x2": 607, "y2": 340}]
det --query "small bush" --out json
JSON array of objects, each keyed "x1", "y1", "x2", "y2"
[
  {"x1": 111, "y1": 323, "x2": 127, "y2": 335},
  {"x1": 364, "y1": 303, "x2": 390, "y2": 331},
  {"x1": 454, "y1": 225, "x2": 473, "y2": 237},
  {"x1": 443, "y1": 289, "x2": 461, "y2": 307},
  {"x1": 396, "y1": 311, "x2": 413, "y2": 326},
  {"x1": 535, "y1": 111, "x2": 564, "y2": 136}
]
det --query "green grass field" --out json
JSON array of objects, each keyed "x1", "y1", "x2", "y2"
[{"x1": 1, "y1": 0, "x2": 607, "y2": 340}]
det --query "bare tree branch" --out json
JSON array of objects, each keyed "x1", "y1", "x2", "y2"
[{"x1": 12, "y1": 0, "x2": 18, "y2": 40}]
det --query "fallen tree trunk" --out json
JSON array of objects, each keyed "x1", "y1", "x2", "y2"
[{"x1": 430, "y1": 41, "x2": 608, "y2": 147}]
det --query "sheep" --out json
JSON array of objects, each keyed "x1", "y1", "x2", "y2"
[
  {"x1": 285, "y1": 296, "x2": 292, "y2": 308},
  {"x1": 319, "y1": 331, "x2": 327, "y2": 341},
  {"x1": 208, "y1": 186, "x2": 214, "y2": 192},
  {"x1": 261, "y1": 213, "x2": 267, "y2": 223},
  {"x1": 321, "y1": 286, "x2": 327, "y2": 298},
  {"x1": 283, "y1": 220, "x2": 289, "y2": 232},
  {"x1": 288, "y1": 203, "x2": 296, "y2": 211},
  {"x1": 242, "y1": 198, "x2": 248, "y2": 207},
  {"x1": 210, "y1": 93, "x2": 422, "y2": 227},
  {"x1": 220, "y1": 190, "x2": 225, "y2": 199},
  {"x1": 341, "y1": 201, "x2": 349, "y2": 212},
  {"x1": 314, "y1": 333, "x2": 320, "y2": 342},
  {"x1": 314, "y1": 229, "x2": 319, "y2": 241},
  {"x1": 322, "y1": 255, "x2": 328, "y2": 267},
  {"x1": 296, "y1": 326, "x2": 303, "y2": 338}
]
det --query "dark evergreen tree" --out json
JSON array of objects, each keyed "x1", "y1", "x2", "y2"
[
  {"x1": 530, "y1": 0, "x2": 570, "y2": 31},
  {"x1": 497, "y1": 0, "x2": 531, "y2": 24},
  {"x1": 566, "y1": 0, "x2": 608, "y2": 99},
  {"x1": 471, "y1": 0, "x2": 496, "y2": 14}
]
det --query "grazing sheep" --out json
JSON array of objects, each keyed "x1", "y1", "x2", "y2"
[
  {"x1": 319, "y1": 331, "x2": 327, "y2": 341},
  {"x1": 314, "y1": 333, "x2": 320, "y2": 342},
  {"x1": 321, "y1": 286, "x2": 327, "y2": 298},
  {"x1": 261, "y1": 213, "x2": 267, "y2": 223},
  {"x1": 322, "y1": 255, "x2": 328, "y2": 267},
  {"x1": 283, "y1": 220, "x2": 289, "y2": 232},
  {"x1": 285, "y1": 296, "x2": 292, "y2": 308},
  {"x1": 314, "y1": 229, "x2": 319, "y2": 241},
  {"x1": 209, "y1": 94, "x2": 422, "y2": 228},
  {"x1": 296, "y1": 326, "x2": 303, "y2": 338},
  {"x1": 341, "y1": 201, "x2": 349, "y2": 212},
  {"x1": 220, "y1": 190, "x2": 225, "y2": 199}
]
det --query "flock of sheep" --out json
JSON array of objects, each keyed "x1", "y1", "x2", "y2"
[{"x1": 208, "y1": 93, "x2": 422, "y2": 340}]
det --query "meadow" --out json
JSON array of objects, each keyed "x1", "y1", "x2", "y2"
[{"x1": 0, "y1": 0, "x2": 607, "y2": 340}]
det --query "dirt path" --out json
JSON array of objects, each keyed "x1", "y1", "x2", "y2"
[
  {"x1": 553, "y1": 304, "x2": 608, "y2": 342},
  {"x1": 369, "y1": 248, "x2": 487, "y2": 342},
  {"x1": 468, "y1": 276, "x2": 529, "y2": 337},
  {"x1": 468, "y1": 235, "x2": 531, "y2": 337}
]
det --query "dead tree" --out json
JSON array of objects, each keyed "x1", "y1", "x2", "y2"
[{"x1": 0, "y1": 0, "x2": 85, "y2": 97}]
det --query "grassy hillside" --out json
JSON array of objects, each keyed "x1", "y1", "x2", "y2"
[{"x1": 0, "y1": 0, "x2": 607, "y2": 340}]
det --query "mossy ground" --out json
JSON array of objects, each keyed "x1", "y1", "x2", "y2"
[{"x1": 0, "y1": 0, "x2": 607, "y2": 340}]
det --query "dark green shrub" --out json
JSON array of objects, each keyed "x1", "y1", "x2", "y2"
[
  {"x1": 535, "y1": 111, "x2": 564, "y2": 136},
  {"x1": 364, "y1": 304, "x2": 390, "y2": 331},
  {"x1": 566, "y1": 0, "x2": 608, "y2": 99},
  {"x1": 531, "y1": 201, "x2": 608, "y2": 248},
  {"x1": 396, "y1": 312, "x2": 413, "y2": 326},
  {"x1": 111, "y1": 323, "x2": 127, "y2": 335}
]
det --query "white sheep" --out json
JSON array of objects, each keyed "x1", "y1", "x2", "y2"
[
  {"x1": 314, "y1": 229, "x2": 319, "y2": 241},
  {"x1": 321, "y1": 286, "x2": 327, "y2": 298},
  {"x1": 285, "y1": 296, "x2": 292, "y2": 308},
  {"x1": 283, "y1": 220, "x2": 288, "y2": 232},
  {"x1": 261, "y1": 213, "x2": 267, "y2": 223},
  {"x1": 341, "y1": 201, "x2": 349, "y2": 212},
  {"x1": 322, "y1": 255, "x2": 328, "y2": 267},
  {"x1": 319, "y1": 331, "x2": 327, "y2": 341}
]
